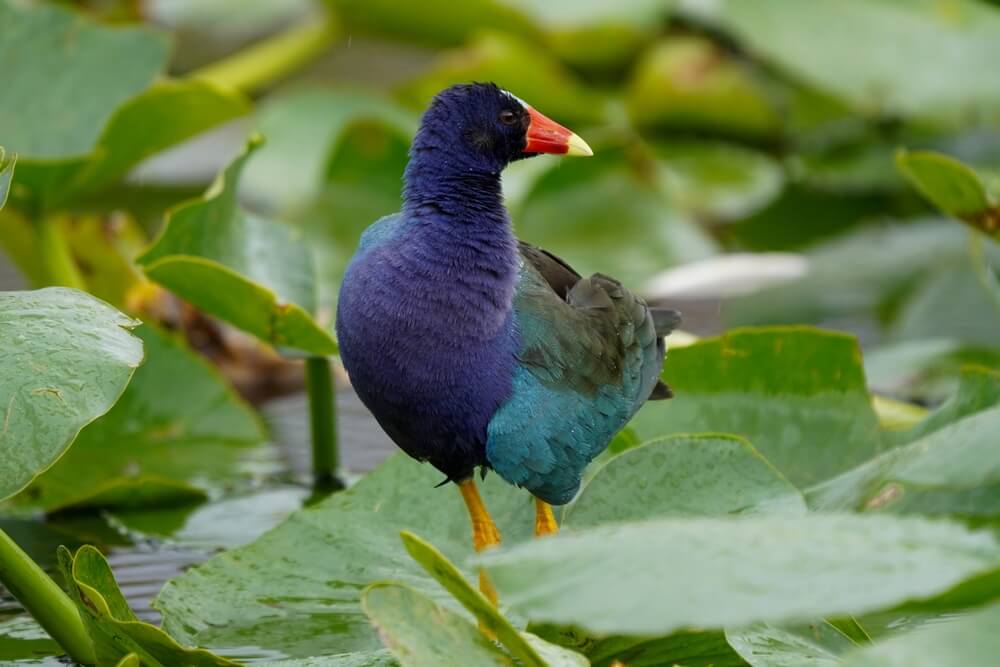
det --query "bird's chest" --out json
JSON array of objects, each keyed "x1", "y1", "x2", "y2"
[{"x1": 336, "y1": 243, "x2": 519, "y2": 435}]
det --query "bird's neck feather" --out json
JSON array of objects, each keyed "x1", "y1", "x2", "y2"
[{"x1": 394, "y1": 146, "x2": 519, "y2": 337}]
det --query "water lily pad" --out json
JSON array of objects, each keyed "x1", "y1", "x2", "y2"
[
  {"x1": 241, "y1": 88, "x2": 416, "y2": 215},
  {"x1": 566, "y1": 434, "x2": 806, "y2": 528},
  {"x1": 725, "y1": 622, "x2": 856, "y2": 667},
  {"x1": 58, "y1": 545, "x2": 238, "y2": 666},
  {"x1": 398, "y1": 31, "x2": 608, "y2": 126},
  {"x1": 156, "y1": 454, "x2": 533, "y2": 659},
  {"x1": 11, "y1": 325, "x2": 265, "y2": 512},
  {"x1": 478, "y1": 514, "x2": 1000, "y2": 636},
  {"x1": 626, "y1": 37, "x2": 782, "y2": 139},
  {"x1": 841, "y1": 602, "x2": 1000, "y2": 666},
  {"x1": 362, "y1": 583, "x2": 513, "y2": 666},
  {"x1": 139, "y1": 138, "x2": 338, "y2": 355},
  {"x1": 513, "y1": 146, "x2": 718, "y2": 287},
  {"x1": 807, "y1": 406, "x2": 1000, "y2": 516},
  {"x1": 897, "y1": 150, "x2": 1000, "y2": 238},
  {"x1": 0, "y1": 288, "x2": 141, "y2": 501},
  {"x1": 681, "y1": 0, "x2": 1000, "y2": 122},
  {"x1": 631, "y1": 327, "x2": 881, "y2": 487},
  {"x1": 0, "y1": 0, "x2": 168, "y2": 161}
]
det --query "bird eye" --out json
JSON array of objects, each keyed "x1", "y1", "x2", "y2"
[{"x1": 499, "y1": 110, "x2": 517, "y2": 125}]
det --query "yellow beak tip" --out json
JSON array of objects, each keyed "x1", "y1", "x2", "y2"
[{"x1": 565, "y1": 133, "x2": 593, "y2": 157}]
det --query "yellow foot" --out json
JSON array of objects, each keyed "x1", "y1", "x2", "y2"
[
  {"x1": 459, "y1": 479, "x2": 502, "y2": 552},
  {"x1": 458, "y1": 478, "x2": 503, "y2": 623},
  {"x1": 534, "y1": 497, "x2": 559, "y2": 537}
]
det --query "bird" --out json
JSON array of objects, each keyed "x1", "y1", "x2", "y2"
[{"x1": 336, "y1": 83, "x2": 679, "y2": 604}]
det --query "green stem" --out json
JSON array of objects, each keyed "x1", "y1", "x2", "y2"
[
  {"x1": 0, "y1": 529, "x2": 96, "y2": 665},
  {"x1": 39, "y1": 216, "x2": 86, "y2": 289},
  {"x1": 189, "y1": 14, "x2": 340, "y2": 95},
  {"x1": 306, "y1": 356, "x2": 339, "y2": 486}
]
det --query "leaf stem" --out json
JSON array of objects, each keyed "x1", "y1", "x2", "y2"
[
  {"x1": 0, "y1": 528, "x2": 96, "y2": 665},
  {"x1": 306, "y1": 356, "x2": 340, "y2": 487},
  {"x1": 189, "y1": 13, "x2": 340, "y2": 95},
  {"x1": 39, "y1": 215, "x2": 86, "y2": 289}
]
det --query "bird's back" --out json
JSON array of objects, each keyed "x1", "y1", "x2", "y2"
[{"x1": 485, "y1": 243, "x2": 678, "y2": 504}]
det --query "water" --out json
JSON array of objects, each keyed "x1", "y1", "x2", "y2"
[{"x1": 0, "y1": 389, "x2": 397, "y2": 664}]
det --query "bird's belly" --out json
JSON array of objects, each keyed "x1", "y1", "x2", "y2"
[{"x1": 336, "y1": 264, "x2": 517, "y2": 480}]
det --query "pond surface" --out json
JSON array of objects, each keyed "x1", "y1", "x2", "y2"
[{"x1": 0, "y1": 389, "x2": 397, "y2": 665}]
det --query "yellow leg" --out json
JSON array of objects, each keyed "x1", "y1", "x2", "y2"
[
  {"x1": 458, "y1": 479, "x2": 501, "y2": 609},
  {"x1": 534, "y1": 497, "x2": 559, "y2": 537}
]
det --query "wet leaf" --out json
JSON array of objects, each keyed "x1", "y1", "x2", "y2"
[
  {"x1": 725, "y1": 622, "x2": 856, "y2": 667},
  {"x1": 566, "y1": 435, "x2": 806, "y2": 529},
  {"x1": 11, "y1": 325, "x2": 265, "y2": 512},
  {"x1": 841, "y1": 603, "x2": 1000, "y2": 666},
  {"x1": 478, "y1": 514, "x2": 1000, "y2": 636},
  {"x1": 59, "y1": 545, "x2": 238, "y2": 666},
  {"x1": 0, "y1": 288, "x2": 141, "y2": 501},
  {"x1": 807, "y1": 405, "x2": 1000, "y2": 516},
  {"x1": 156, "y1": 454, "x2": 533, "y2": 660},
  {"x1": 138, "y1": 137, "x2": 338, "y2": 355},
  {"x1": 362, "y1": 583, "x2": 513, "y2": 666},
  {"x1": 897, "y1": 150, "x2": 1000, "y2": 238},
  {"x1": 631, "y1": 328, "x2": 881, "y2": 487}
]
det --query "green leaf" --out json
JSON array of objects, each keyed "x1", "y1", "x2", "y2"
[
  {"x1": 864, "y1": 340, "x2": 1000, "y2": 404},
  {"x1": 725, "y1": 622, "x2": 856, "y2": 667},
  {"x1": 898, "y1": 366, "x2": 1000, "y2": 445},
  {"x1": 806, "y1": 406, "x2": 1000, "y2": 516},
  {"x1": 400, "y1": 531, "x2": 546, "y2": 667},
  {"x1": 59, "y1": 545, "x2": 238, "y2": 666},
  {"x1": 631, "y1": 327, "x2": 881, "y2": 487},
  {"x1": 681, "y1": 0, "x2": 1000, "y2": 122},
  {"x1": 116, "y1": 654, "x2": 141, "y2": 667},
  {"x1": 565, "y1": 435, "x2": 806, "y2": 529},
  {"x1": 626, "y1": 37, "x2": 782, "y2": 139},
  {"x1": 514, "y1": 146, "x2": 718, "y2": 287},
  {"x1": 241, "y1": 87, "x2": 416, "y2": 214},
  {"x1": 138, "y1": 137, "x2": 338, "y2": 355},
  {"x1": 897, "y1": 150, "x2": 1000, "y2": 238},
  {"x1": 0, "y1": 0, "x2": 169, "y2": 160},
  {"x1": 0, "y1": 288, "x2": 141, "y2": 501},
  {"x1": 155, "y1": 454, "x2": 534, "y2": 659},
  {"x1": 16, "y1": 80, "x2": 250, "y2": 211},
  {"x1": 11, "y1": 325, "x2": 265, "y2": 512},
  {"x1": 362, "y1": 583, "x2": 513, "y2": 667},
  {"x1": 652, "y1": 141, "x2": 784, "y2": 222},
  {"x1": 497, "y1": 0, "x2": 667, "y2": 71},
  {"x1": 398, "y1": 31, "x2": 608, "y2": 126},
  {"x1": 840, "y1": 603, "x2": 1000, "y2": 666},
  {"x1": 478, "y1": 514, "x2": 1000, "y2": 636},
  {"x1": 325, "y1": 0, "x2": 535, "y2": 46},
  {"x1": 725, "y1": 222, "x2": 970, "y2": 327},
  {"x1": 0, "y1": 147, "x2": 14, "y2": 210},
  {"x1": 892, "y1": 262, "x2": 1000, "y2": 348}
]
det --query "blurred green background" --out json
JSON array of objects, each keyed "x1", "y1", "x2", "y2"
[{"x1": 4, "y1": 0, "x2": 1000, "y2": 408}]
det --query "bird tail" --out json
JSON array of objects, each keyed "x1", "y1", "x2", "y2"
[{"x1": 646, "y1": 308, "x2": 681, "y2": 400}]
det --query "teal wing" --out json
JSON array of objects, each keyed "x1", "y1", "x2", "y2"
[{"x1": 486, "y1": 243, "x2": 676, "y2": 505}]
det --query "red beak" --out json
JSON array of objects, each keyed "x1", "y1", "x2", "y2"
[{"x1": 523, "y1": 107, "x2": 593, "y2": 157}]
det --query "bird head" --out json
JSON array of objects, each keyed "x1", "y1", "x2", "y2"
[{"x1": 414, "y1": 83, "x2": 593, "y2": 173}]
